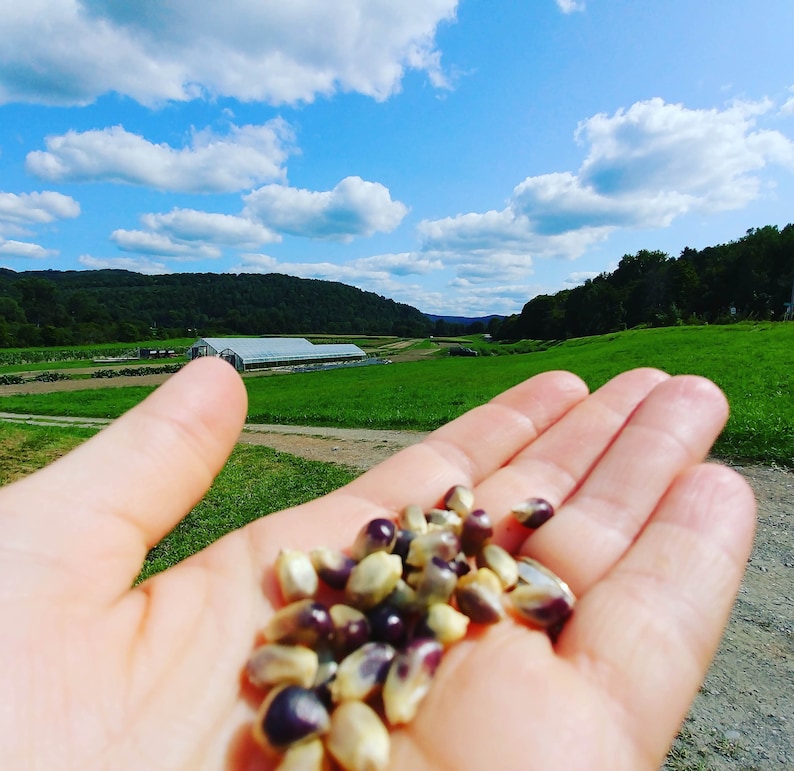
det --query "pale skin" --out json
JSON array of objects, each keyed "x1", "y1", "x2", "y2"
[{"x1": 0, "y1": 357, "x2": 756, "y2": 770}]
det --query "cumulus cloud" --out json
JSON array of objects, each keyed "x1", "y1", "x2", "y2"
[
  {"x1": 111, "y1": 207, "x2": 280, "y2": 259},
  {"x1": 140, "y1": 209, "x2": 279, "y2": 247},
  {"x1": 26, "y1": 121, "x2": 292, "y2": 193},
  {"x1": 243, "y1": 176, "x2": 409, "y2": 241},
  {"x1": 0, "y1": 239, "x2": 56, "y2": 259},
  {"x1": 418, "y1": 97, "x2": 794, "y2": 278},
  {"x1": 78, "y1": 254, "x2": 170, "y2": 275},
  {"x1": 575, "y1": 98, "x2": 794, "y2": 210},
  {"x1": 110, "y1": 230, "x2": 222, "y2": 259},
  {"x1": 0, "y1": 1, "x2": 457, "y2": 106},
  {"x1": 0, "y1": 191, "x2": 80, "y2": 233},
  {"x1": 108, "y1": 179, "x2": 406, "y2": 264}
]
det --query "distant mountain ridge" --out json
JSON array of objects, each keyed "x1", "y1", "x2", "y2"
[{"x1": 424, "y1": 313, "x2": 504, "y2": 327}]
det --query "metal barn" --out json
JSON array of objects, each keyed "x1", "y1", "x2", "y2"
[{"x1": 186, "y1": 337, "x2": 367, "y2": 372}]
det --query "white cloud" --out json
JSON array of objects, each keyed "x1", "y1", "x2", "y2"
[
  {"x1": 78, "y1": 254, "x2": 170, "y2": 275},
  {"x1": 419, "y1": 210, "x2": 610, "y2": 262},
  {"x1": 556, "y1": 0, "x2": 586, "y2": 13},
  {"x1": 442, "y1": 279, "x2": 540, "y2": 316},
  {"x1": 575, "y1": 98, "x2": 794, "y2": 210},
  {"x1": 0, "y1": 191, "x2": 80, "y2": 233},
  {"x1": 0, "y1": 1, "x2": 457, "y2": 106},
  {"x1": 108, "y1": 207, "x2": 280, "y2": 262},
  {"x1": 565, "y1": 271, "x2": 599, "y2": 285},
  {"x1": 351, "y1": 252, "x2": 443, "y2": 276},
  {"x1": 140, "y1": 209, "x2": 279, "y2": 247},
  {"x1": 417, "y1": 97, "x2": 794, "y2": 278},
  {"x1": 231, "y1": 251, "x2": 441, "y2": 305},
  {"x1": 26, "y1": 121, "x2": 293, "y2": 193},
  {"x1": 110, "y1": 230, "x2": 222, "y2": 259},
  {"x1": 0, "y1": 239, "x2": 56, "y2": 259},
  {"x1": 243, "y1": 176, "x2": 408, "y2": 241},
  {"x1": 780, "y1": 86, "x2": 794, "y2": 116}
]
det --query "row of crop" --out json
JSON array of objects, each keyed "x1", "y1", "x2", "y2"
[
  {"x1": 0, "y1": 344, "x2": 189, "y2": 367},
  {"x1": 0, "y1": 348, "x2": 138, "y2": 366},
  {"x1": 0, "y1": 372, "x2": 72, "y2": 385},
  {"x1": 0, "y1": 363, "x2": 184, "y2": 385},
  {"x1": 90, "y1": 364, "x2": 185, "y2": 379}
]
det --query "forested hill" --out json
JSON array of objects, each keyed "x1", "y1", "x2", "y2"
[
  {"x1": 0, "y1": 270, "x2": 433, "y2": 346},
  {"x1": 497, "y1": 224, "x2": 794, "y2": 340}
]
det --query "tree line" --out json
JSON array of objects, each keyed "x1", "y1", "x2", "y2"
[
  {"x1": 496, "y1": 224, "x2": 794, "y2": 340},
  {"x1": 0, "y1": 270, "x2": 436, "y2": 347}
]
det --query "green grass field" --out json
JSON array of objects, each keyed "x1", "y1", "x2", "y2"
[
  {"x1": 0, "y1": 421, "x2": 357, "y2": 581},
  {"x1": 2, "y1": 323, "x2": 792, "y2": 464}
]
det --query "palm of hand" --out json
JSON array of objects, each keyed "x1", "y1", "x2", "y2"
[{"x1": 0, "y1": 359, "x2": 754, "y2": 770}]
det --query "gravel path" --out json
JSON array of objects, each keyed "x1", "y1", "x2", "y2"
[{"x1": 0, "y1": 409, "x2": 790, "y2": 769}]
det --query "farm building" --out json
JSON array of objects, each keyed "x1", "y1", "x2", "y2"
[{"x1": 186, "y1": 337, "x2": 367, "y2": 372}]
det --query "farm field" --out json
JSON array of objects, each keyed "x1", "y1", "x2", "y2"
[{"x1": 0, "y1": 323, "x2": 792, "y2": 466}]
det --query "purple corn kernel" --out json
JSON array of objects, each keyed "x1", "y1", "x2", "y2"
[
  {"x1": 426, "y1": 507, "x2": 463, "y2": 533},
  {"x1": 512, "y1": 497, "x2": 555, "y2": 529},
  {"x1": 460, "y1": 508, "x2": 493, "y2": 556},
  {"x1": 476, "y1": 542, "x2": 519, "y2": 590},
  {"x1": 408, "y1": 555, "x2": 458, "y2": 606},
  {"x1": 330, "y1": 642, "x2": 396, "y2": 703},
  {"x1": 310, "y1": 547, "x2": 356, "y2": 590},
  {"x1": 443, "y1": 484, "x2": 475, "y2": 516},
  {"x1": 515, "y1": 556, "x2": 575, "y2": 597},
  {"x1": 329, "y1": 604, "x2": 371, "y2": 659},
  {"x1": 351, "y1": 518, "x2": 397, "y2": 561},
  {"x1": 405, "y1": 529, "x2": 461, "y2": 567},
  {"x1": 391, "y1": 528, "x2": 415, "y2": 563},
  {"x1": 454, "y1": 568, "x2": 505, "y2": 625},
  {"x1": 367, "y1": 604, "x2": 409, "y2": 648},
  {"x1": 382, "y1": 638, "x2": 444, "y2": 725},
  {"x1": 345, "y1": 551, "x2": 403, "y2": 610},
  {"x1": 509, "y1": 583, "x2": 575, "y2": 630},
  {"x1": 414, "y1": 603, "x2": 470, "y2": 646},
  {"x1": 511, "y1": 557, "x2": 576, "y2": 631},
  {"x1": 246, "y1": 643, "x2": 319, "y2": 689},
  {"x1": 254, "y1": 684, "x2": 330, "y2": 752},
  {"x1": 265, "y1": 599, "x2": 335, "y2": 648},
  {"x1": 326, "y1": 701, "x2": 391, "y2": 771},
  {"x1": 398, "y1": 503, "x2": 428, "y2": 534}
]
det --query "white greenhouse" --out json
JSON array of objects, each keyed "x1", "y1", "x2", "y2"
[{"x1": 186, "y1": 337, "x2": 367, "y2": 372}]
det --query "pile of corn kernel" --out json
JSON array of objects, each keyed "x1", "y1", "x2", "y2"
[{"x1": 247, "y1": 485, "x2": 575, "y2": 770}]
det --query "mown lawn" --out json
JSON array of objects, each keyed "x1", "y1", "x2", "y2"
[{"x1": 0, "y1": 421, "x2": 356, "y2": 580}]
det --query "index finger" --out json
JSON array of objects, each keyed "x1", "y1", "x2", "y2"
[{"x1": 0, "y1": 357, "x2": 248, "y2": 605}]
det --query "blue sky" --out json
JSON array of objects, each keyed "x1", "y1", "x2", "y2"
[{"x1": 1, "y1": 0, "x2": 793, "y2": 317}]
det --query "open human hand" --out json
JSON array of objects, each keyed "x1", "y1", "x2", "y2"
[{"x1": 0, "y1": 357, "x2": 755, "y2": 770}]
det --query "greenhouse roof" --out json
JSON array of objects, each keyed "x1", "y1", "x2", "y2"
[{"x1": 193, "y1": 337, "x2": 366, "y2": 364}]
